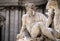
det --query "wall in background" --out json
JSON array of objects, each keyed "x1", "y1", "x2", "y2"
[{"x1": 0, "y1": 7, "x2": 25, "y2": 41}]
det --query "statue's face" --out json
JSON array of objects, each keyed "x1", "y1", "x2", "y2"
[
  {"x1": 26, "y1": 6, "x2": 35, "y2": 15},
  {"x1": 25, "y1": 3, "x2": 36, "y2": 11},
  {"x1": 26, "y1": 6, "x2": 35, "y2": 11},
  {"x1": 25, "y1": 3, "x2": 36, "y2": 15},
  {"x1": 28, "y1": 7, "x2": 33, "y2": 12}
]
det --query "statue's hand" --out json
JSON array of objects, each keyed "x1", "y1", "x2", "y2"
[{"x1": 16, "y1": 33, "x2": 23, "y2": 40}]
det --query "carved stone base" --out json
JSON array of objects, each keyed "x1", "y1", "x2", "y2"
[
  {"x1": 16, "y1": 37, "x2": 42, "y2": 41},
  {"x1": 16, "y1": 35, "x2": 56, "y2": 41}
]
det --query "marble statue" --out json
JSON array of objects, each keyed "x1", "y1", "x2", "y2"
[
  {"x1": 17, "y1": 3, "x2": 47, "y2": 40},
  {"x1": 17, "y1": 1, "x2": 60, "y2": 41}
]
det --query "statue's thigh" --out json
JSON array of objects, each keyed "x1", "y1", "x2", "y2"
[{"x1": 31, "y1": 23, "x2": 40, "y2": 38}]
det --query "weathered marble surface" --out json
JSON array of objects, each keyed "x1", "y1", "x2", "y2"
[{"x1": 16, "y1": 0, "x2": 60, "y2": 41}]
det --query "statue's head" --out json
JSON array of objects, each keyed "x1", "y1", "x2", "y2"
[{"x1": 25, "y1": 2, "x2": 36, "y2": 11}]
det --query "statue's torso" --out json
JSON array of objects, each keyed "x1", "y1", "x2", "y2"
[{"x1": 25, "y1": 12, "x2": 47, "y2": 33}]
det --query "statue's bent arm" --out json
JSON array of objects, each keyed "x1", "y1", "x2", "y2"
[
  {"x1": 20, "y1": 15, "x2": 26, "y2": 34},
  {"x1": 16, "y1": 15, "x2": 26, "y2": 39},
  {"x1": 46, "y1": 9, "x2": 54, "y2": 27}
]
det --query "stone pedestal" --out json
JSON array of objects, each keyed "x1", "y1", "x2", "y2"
[{"x1": 16, "y1": 37, "x2": 42, "y2": 41}]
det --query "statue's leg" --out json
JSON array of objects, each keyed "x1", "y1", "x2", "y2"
[
  {"x1": 17, "y1": 29, "x2": 31, "y2": 40},
  {"x1": 38, "y1": 22, "x2": 56, "y2": 40},
  {"x1": 30, "y1": 23, "x2": 41, "y2": 38},
  {"x1": 22, "y1": 28, "x2": 31, "y2": 38}
]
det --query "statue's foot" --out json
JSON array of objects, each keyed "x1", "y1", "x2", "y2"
[{"x1": 16, "y1": 34, "x2": 23, "y2": 40}]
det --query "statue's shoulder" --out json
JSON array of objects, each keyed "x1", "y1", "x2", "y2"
[
  {"x1": 22, "y1": 14, "x2": 28, "y2": 17},
  {"x1": 36, "y1": 12, "x2": 47, "y2": 19},
  {"x1": 22, "y1": 14, "x2": 28, "y2": 19}
]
